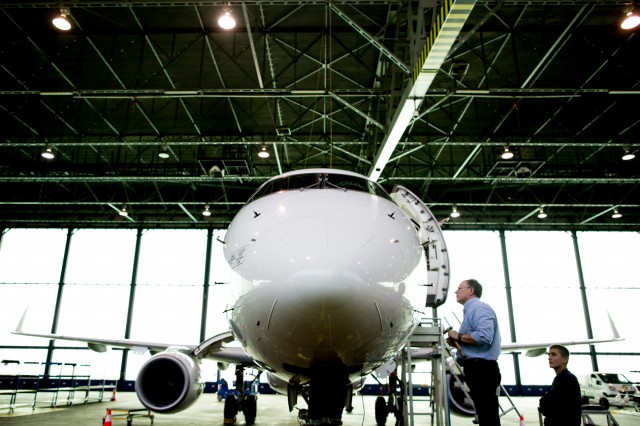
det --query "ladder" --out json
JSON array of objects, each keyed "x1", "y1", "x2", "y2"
[
  {"x1": 401, "y1": 317, "x2": 523, "y2": 426},
  {"x1": 401, "y1": 317, "x2": 450, "y2": 426}
]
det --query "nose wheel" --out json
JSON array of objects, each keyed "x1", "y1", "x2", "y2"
[
  {"x1": 222, "y1": 366, "x2": 260, "y2": 425},
  {"x1": 374, "y1": 371, "x2": 405, "y2": 426}
]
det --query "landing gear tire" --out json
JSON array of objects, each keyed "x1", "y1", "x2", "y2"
[
  {"x1": 375, "y1": 396, "x2": 388, "y2": 426},
  {"x1": 224, "y1": 394, "x2": 238, "y2": 424},
  {"x1": 243, "y1": 394, "x2": 257, "y2": 425},
  {"x1": 599, "y1": 397, "x2": 610, "y2": 410}
]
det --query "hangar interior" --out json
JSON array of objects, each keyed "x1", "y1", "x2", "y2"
[
  {"x1": 0, "y1": 0, "x2": 638, "y2": 229},
  {"x1": 0, "y1": 0, "x2": 639, "y2": 422}
]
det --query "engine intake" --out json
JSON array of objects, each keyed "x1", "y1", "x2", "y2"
[{"x1": 136, "y1": 348, "x2": 203, "y2": 413}]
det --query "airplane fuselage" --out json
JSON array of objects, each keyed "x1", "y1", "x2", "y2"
[{"x1": 224, "y1": 169, "x2": 424, "y2": 386}]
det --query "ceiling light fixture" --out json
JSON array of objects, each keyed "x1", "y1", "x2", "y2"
[
  {"x1": 258, "y1": 146, "x2": 270, "y2": 158},
  {"x1": 158, "y1": 145, "x2": 170, "y2": 159},
  {"x1": 622, "y1": 147, "x2": 635, "y2": 161},
  {"x1": 450, "y1": 206, "x2": 461, "y2": 218},
  {"x1": 218, "y1": 8, "x2": 236, "y2": 30},
  {"x1": 621, "y1": 6, "x2": 640, "y2": 30},
  {"x1": 537, "y1": 207, "x2": 547, "y2": 219},
  {"x1": 611, "y1": 208, "x2": 622, "y2": 219},
  {"x1": 41, "y1": 145, "x2": 55, "y2": 159},
  {"x1": 52, "y1": 9, "x2": 72, "y2": 31},
  {"x1": 202, "y1": 204, "x2": 212, "y2": 217},
  {"x1": 501, "y1": 145, "x2": 514, "y2": 160},
  {"x1": 118, "y1": 205, "x2": 129, "y2": 217}
]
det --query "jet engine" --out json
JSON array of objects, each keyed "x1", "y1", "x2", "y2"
[{"x1": 136, "y1": 348, "x2": 204, "y2": 413}]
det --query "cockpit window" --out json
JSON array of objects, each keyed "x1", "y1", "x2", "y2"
[{"x1": 248, "y1": 172, "x2": 392, "y2": 202}]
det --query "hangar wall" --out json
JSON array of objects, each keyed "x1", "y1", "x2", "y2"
[{"x1": 0, "y1": 228, "x2": 638, "y2": 391}]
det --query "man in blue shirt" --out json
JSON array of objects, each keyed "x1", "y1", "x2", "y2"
[{"x1": 447, "y1": 279, "x2": 502, "y2": 425}]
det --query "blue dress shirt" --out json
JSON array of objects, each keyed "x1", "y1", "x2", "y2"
[{"x1": 458, "y1": 297, "x2": 501, "y2": 361}]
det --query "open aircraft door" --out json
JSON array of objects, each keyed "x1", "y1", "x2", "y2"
[{"x1": 390, "y1": 185, "x2": 450, "y2": 308}]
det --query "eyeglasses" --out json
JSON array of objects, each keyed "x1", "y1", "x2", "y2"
[{"x1": 456, "y1": 286, "x2": 471, "y2": 292}]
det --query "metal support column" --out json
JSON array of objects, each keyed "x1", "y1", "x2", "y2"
[
  {"x1": 45, "y1": 228, "x2": 74, "y2": 377},
  {"x1": 500, "y1": 230, "x2": 522, "y2": 395},
  {"x1": 572, "y1": 230, "x2": 598, "y2": 371},
  {"x1": 120, "y1": 228, "x2": 143, "y2": 385}
]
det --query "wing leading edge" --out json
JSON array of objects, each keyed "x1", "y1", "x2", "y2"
[
  {"x1": 499, "y1": 312, "x2": 623, "y2": 357},
  {"x1": 12, "y1": 308, "x2": 252, "y2": 364}
]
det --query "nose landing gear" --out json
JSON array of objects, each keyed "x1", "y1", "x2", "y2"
[
  {"x1": 221, "y1": 365, "x2": 260, "y2": 425},
  {"x1": 374, "y1": 371, "x2": 405, "y2": 426}
]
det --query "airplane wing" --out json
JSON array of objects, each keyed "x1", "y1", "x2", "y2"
[
  {"x1": 410, "y1": 312, "x2": 623, "y2": 359},
  {"x1": 12, "y1": 308, "x2": 253, "y2": 364},
  {"x1": 497, "y1": 312, "x2": 623, "y2": 357}
]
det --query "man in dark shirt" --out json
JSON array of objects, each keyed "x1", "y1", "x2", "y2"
[{"x1": 538, "y1": 344, "x2": 582, "y2": 426}]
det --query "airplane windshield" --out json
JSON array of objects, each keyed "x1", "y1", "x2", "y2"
[{"x1": 248, "y1": 172, "x2": 392, "y2": 202}]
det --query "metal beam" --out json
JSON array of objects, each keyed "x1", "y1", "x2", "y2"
[{"x1": 369, "y1": 0, "x2": 477, "y2": 181}]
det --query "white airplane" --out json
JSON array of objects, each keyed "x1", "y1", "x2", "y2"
[{"x1": 12, "y1": 168, "x2": 623, "y2": 426}]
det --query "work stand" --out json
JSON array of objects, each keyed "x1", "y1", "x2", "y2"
[{"x1": 399, "y1": 318, "x2": 522, "y2": 426}]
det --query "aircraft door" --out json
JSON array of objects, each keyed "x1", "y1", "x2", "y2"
[{"x1": 390, "y1": 185, "x2": 450, "y2": 307}]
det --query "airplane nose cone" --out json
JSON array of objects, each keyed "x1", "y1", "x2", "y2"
[{"x1": 294, "y1": 270, "x2": 358, "y2": 310}]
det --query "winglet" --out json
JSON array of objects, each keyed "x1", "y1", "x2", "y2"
[
  {"x1": 607, "y1": 311, "x2": 621, "y2": 340},
  {"x1": 15, "y1": 307, "x2": 28, "y2": 334}
]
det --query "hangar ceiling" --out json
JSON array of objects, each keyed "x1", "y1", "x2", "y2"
[{"x1": 1, "y1": 0, "x2": 639, "y2": 230}]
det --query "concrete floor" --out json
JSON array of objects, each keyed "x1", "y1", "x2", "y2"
[{"x1": 1, "y1": 391, "x2": 639, "y2": 425}]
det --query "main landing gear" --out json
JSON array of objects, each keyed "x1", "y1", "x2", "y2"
[{"x1": 222, "y1": 365, "x2": 260, "y2": 425}]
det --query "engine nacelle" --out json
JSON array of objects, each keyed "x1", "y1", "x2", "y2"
[{"x1": 136, "y1": 347, "x2": 203, "y2": 414}]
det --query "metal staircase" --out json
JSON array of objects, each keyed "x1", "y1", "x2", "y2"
[
  {"x1": 400, "y1": 317, "x2": 450, "y2": 426},
  {"x1": 400, "y1": 317, "x2": 523, "y2": 426}
]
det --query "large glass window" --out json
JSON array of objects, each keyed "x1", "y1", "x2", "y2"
[
  {"x1": 505, "y1": 231, "x2": 586, "y2": 384},
  {"x1": 125, "y1": 230, "x2": 208, "y2": 379},
  {"x1": 438, "y1": 231, "x2": 515, "y2": 382},
  {"x1": 0, "y1": 228, "x2": 68, "y2": 284},
  {"x1": 575, "y1": 231, "x2": 639, "y2": 372},
  {"x1": 506, "y1": 232, "x2": 584, "y2": 340},
  {"x1": 1, "y1": 228, "x2": 639, "y2": 388},
  {"x1": 438, "y1": 230, "x2": 507, "y2": 326},
  {"x1": 56, "y1": 229, "x2": 136, "y2": 341},
  {"x1": 64, "y1": 229, "x2": 137, "y2": 285},
  {"x1": 135, "y1": 229, "x2": 207, "y2": 286},
  {"x1": 206, "y1": 230, "x2": 234, "y2": 337},
  {"x1": 0, "y1": 229, "x2": 68, "y2": 348}
]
